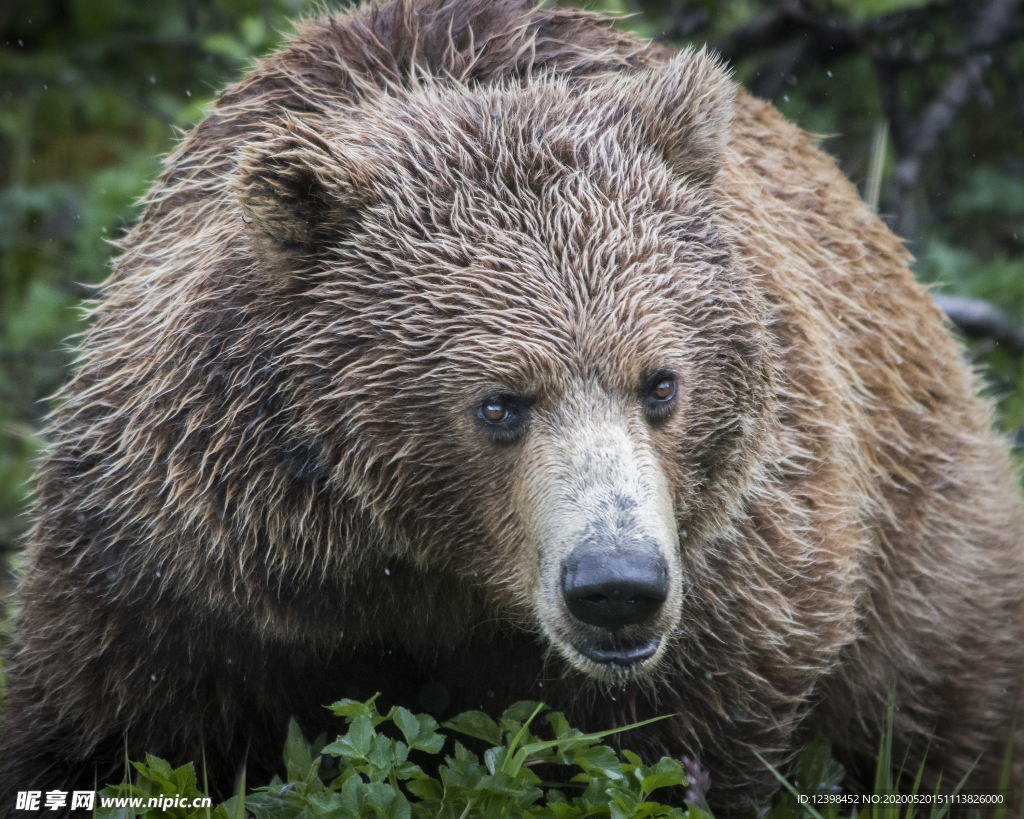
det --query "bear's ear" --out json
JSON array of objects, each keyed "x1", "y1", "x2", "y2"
[
  {"x1": 231, "y1": 115, "x2": 376, "y2": 253},
  {"x1": 618, "y1": 49, "x2": 735, "y2": 186}
]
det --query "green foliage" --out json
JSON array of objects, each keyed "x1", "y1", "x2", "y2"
[
  {"x1": 97, "y1": 755, "x2": 231, "y2": 819},
  {"x1": 98, "y1": 696, "x2": 1024, "y2": 819},
  {"x1": 826, "y1": 0, "x2": 932, "y2": 21},
  {"x1": 100, "y1": 698, "x2": 689, "y2": 819},
  {"x1": 243, "y1": 696, "x2": 686, "y2": 819}
]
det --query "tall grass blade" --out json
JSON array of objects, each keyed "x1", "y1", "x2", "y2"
[
  {"x1": 994, "y1": 721, "x2": 1015, "y2": 819},
  {"x1": 865, "y1": 118, "x2": 889, "y2": 212},
  {"x1": 518, "y1": 713, "x2": 673, "y2": 756},
  {"x1": 123, "y1": 736, "x2": 136, "y2": 819},
  {"x1": 203, "y1": 745, "x2": 212, "y2": 819},
  {"x1": 234, "y1": 739, "x2": 249, "y2": 819},
  {"x1": 874, "y1": 691, "x2": 896, "y2": 819},
  {"x1": 903, "y1": 747, "x2": 928, "y2": 819},
  {"x1": 501, "y1": 702, "x2": 545, "y2": 775},
  {"x1": 930, "y1": 758, "x2": 978, "y2": 819},
  {"x1": 928, "y1": 772, "x2": 944, "y2": 819}
]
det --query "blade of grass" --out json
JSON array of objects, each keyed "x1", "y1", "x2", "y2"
[
  {"x1": 930, "y1": 758, "x2": 979, "y2": 819},
  {"x1": 874, "y1": 691, "x2": 896, "y2": 819},
  {"x1": 203, "y1": 745, "x2": 212, "y2": 819},
  {"x1": 994, "y1": 721, "x2": 1015, "y2": 819},
  {"x1": 518, "y1": 714, "x2": 674, "y2": 756},
  {"x1": 501, "y1": 702, "x2": 545, "y2": 775},
  {"x1": 123, "y1": 736, "x2": 136, "y2": 819},
  {"x1": 903, "y1": 746, "x2": 929, "y2": 819},
  {"x1": 235, "y1": 768, "x2": 246, "y2": 819},
  {"x1": 927, "y1": 772, "x2": 944, "y2": 819},
  {"x1": 235, "y1": 739, "x2": 250, "y2": 819}
]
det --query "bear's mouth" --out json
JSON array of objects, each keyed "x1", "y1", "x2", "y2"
[{"x1": 573, "y1": 635, "x2": 660, "y2": 667}]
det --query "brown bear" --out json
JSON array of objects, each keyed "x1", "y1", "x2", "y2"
[{"x1": 1, "y1": 0, "x2": 1022, "y2": 814}]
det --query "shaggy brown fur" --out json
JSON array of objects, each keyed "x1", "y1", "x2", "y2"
[{"x1": 2, "y1": 0, "x2": 1022, "y2": 814}]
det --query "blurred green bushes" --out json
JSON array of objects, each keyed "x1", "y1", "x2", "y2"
[
  {"x1": 1, "y1": 0, "x2": 1023, "y2": 550},
  {"x1": 0, "y1": 0, "x2": 311, "y2": 547}
]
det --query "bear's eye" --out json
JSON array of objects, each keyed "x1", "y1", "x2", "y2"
[
  {"x1": 641, "y1": 371, "x2": 678, "y2": 423},
  {"x1": 652, "y1": 379, "x2": 675, "y2": 401},
  {"x1": 476, "y1": 394, "x2": 530, "y2": 443},
  {"x1": 482, "y1": 402, "x2": 509, "y2": 423}
]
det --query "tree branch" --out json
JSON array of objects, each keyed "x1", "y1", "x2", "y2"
[
  {"x1": 885, "y1": 0, "x2": 1024, "y2": 235},
  {"x1": 712, "y1": 0, "x2": 965, "y2": 66},
  {"x1": 933, "y1": 295, "x2": 1024, "y2": 354}
]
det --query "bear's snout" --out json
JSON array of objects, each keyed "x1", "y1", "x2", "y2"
[
  {"x1": 560, "y1": 551, "x2": 668, "y2": 630},
  {"x1": 560, "y1": 550, "x2": 669, "y2": 667},
  {"x1": 520, "y1": 408, "x2": 683, "y2": 679}
]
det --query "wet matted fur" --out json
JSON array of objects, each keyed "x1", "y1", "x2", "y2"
[{"x1": 1, "y1": 0, "x2": 1022, "y2": 815}]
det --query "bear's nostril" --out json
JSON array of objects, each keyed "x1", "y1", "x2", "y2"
[{"x1": 561, "y1": 552, "x2": 669, "y2": 630}]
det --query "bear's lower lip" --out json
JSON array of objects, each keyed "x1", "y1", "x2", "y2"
[{"x1": 575, "y1": 637, "x2": 660, "y2": 666}]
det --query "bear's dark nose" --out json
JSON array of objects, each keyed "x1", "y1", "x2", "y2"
[{"x1": 561, "y1": 552, "x2": 668, "y2": 630}]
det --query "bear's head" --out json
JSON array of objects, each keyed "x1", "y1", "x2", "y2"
[{"x1": 231, "y1": 50, "x2": 779, "y2": 683}]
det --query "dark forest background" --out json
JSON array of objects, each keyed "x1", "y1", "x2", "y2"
[{"x1": 1, "y1": 0, "x2": 1023, "y2": 572}]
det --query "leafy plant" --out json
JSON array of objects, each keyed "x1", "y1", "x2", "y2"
[
  {"x1": 97, "y1": 695, "x2": 1024, "y2": 819},
  {"x1": 97, "y1": 753, "x2": 228, "y2": 819},
  {"x1": 237, "y1": 695, "x2": 687, "y2": 819}
]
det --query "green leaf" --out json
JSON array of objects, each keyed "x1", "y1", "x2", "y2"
[
  {"x1": 328, "y1": 695, "x2": 384, "y2": 724},
  {"x1": 244, "y1": 792, "x2": 305, "y2": 819},
  {"x1": 443, "y1": 711, "x2": 503, "y2": 746},
  {"x1": 283, "y1": 718, "x2": 314, "y2": 782},
  {"x1": 793, "y1": 736, "x2": 844, "y2": 798},
  {"x1": 367, "y1": 733, "x2": 397, "y2": 781},
  {"x1": 484, "y1": 746, "x2": 506, "y2": 775},
  {"x1": 145, "y1": 753, "x2": 176, "y2": 781},
  {"x1": 393, "y1": 707, "x2": 421, "y2": 742},
  {"x1": 341, "y1": 774, "x2": 365, "y2": 817},
  {"x1": 324, "y1": 714, "x2": 375, "y2": 761},
  {"x1": 364, "y1": 783, "x2": 411, "y2": 819},
  {"x1": 501, "y1": 701, "x2": 548, "y2": 730},
  {"x1": 546, "y1": 711, "x2": 572, "y2": 739},
  {"x1": 621, "y1": 750, "x2": 643, "y2": 767},
  {"x1": 394, "y1": 708, "x2": 446, "y2": 754},
  {"x1": 607, "y1": 786, "x2": 641, "y2": 819},
  {"x1": 405, "y1": 778, "x2": 443, "y2": 803},
  {"x1": 573, "y1": 744, "x2": 623, "y2": 780},
  {"x1": 172, "y1": 761, "x2": 199, "y2": 795},
  {"x1": 640, "y1": 770, "x2": 684, "y2": 796}
]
